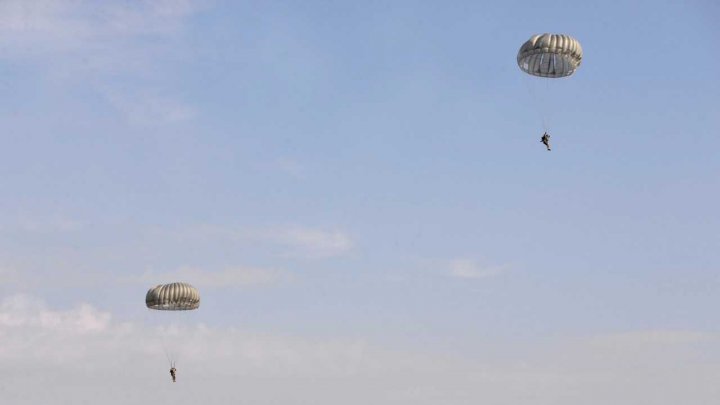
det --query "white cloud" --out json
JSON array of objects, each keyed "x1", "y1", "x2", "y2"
[
  {"x1": 136, "y1": 266, "x2": 289, "y2": 288},
  {"x1": 1, "y1": 295, "x2": 720, "y2": 404},
  {"x1": 0, "y1": 294, "x2": 110, "y2": 333},
  {"x1": 448, "y1": 259, "x2": 508, "y2": 279}
]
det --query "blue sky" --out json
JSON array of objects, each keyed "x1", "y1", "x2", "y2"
[{"x1": 1, "y1": 1, "x2": 719, "y2": 403}]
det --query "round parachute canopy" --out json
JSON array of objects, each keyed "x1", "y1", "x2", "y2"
[
  {"x1": 146, "y1": 282, "x2": 200, "y2": 310},
  {"x1": 517, "y1": 34, "x2": 582, "y2": 78}
]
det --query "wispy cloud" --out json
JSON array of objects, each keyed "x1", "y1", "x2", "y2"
[
  {"x1": 264, "y1": 227, "x2": 354, "y2": 259},
  {"x1": 276, "y1": 158, "x2": 308, "y2": 179},
  {"x1": 588, "y1": 330, "x2": 715, "y2": 347},
  {"x1": 0, "y1": 0, "x2": 202, "y2": 125},
  {"x1": 0, "y1": 0, "x2": 200, "y2": 57},
  {"x1": 101, "y1": 87, "x2": 197, "y2": 125},
  {"x1": 3, "y1": 216, "x2": 84, "y2": 233},
  {"x1": 157, "y1": 224, "x2": 355, "y2": 259},
  {"x1": 447, "y1": 259, "x2": 508, "y2": 280},
  {"x1": 135, "y1": 266, "x2": 290, "y2": 288}
]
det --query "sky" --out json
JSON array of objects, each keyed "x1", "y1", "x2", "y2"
[{"x1": 0, "y1": 0, "x2": 719, "y2": 403}]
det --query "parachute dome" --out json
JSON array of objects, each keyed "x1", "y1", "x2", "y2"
[
  {"x1": 517, "y1": 34, "x2": 582, "y2": 78},
  {"x1": 146, "y1": 282, "x2": 200, "y2": 310}
]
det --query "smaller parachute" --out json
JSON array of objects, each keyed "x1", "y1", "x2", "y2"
[
  {"x1": 517, "y1": 34, "x2": 582, "y2": 78},
  {"x1": 146, "y1": 282, "x2": 200, "y2": 311}
]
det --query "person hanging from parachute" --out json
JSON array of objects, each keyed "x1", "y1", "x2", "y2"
[
  {"x1": 146, "y1": 282, "x2": 200, "y2": 383},
  {"x1": 517, "y1": 34, "x2": 582, "y2": 151},
  {"x1": 541, "y1": 132, "x2": 551, "y2": 151}
]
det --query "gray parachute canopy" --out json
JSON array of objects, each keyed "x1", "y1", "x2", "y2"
[
  {"x1": 146, "y1": 282, "x2": 200, "y2": 310},
  {"x1": 517, "y1": 34, "x2": 582, "y2": 78}
]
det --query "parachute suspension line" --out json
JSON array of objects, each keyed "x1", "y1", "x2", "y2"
[
  {"x1": 166, "y1": 346, "x2": 173, "y2": 368},
  {"x1": 159, "y1": 326, "x2": 175, "y2": 367},
  {"x1": 544, "y1": 78, "x2": 551, "y2": 132},
  {"x1": 146, "y1": 308, "x2": 174, "y2": 369},
  {"x1": 522, "y1": 75, "x2": 549, "y2": 133}
]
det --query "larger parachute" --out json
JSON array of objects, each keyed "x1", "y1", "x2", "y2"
[
  {"x1": 517, "y1": 34, "x2": 582, "y2": 78},
  {"x1": 146, "y1": 282, "x2": 200, "y2": 310}
]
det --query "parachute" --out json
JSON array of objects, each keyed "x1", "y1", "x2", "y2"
[
  {"x1": 146, "y1": 282, "x2": 200, "y2": 311},
  {"x1": 517, "y1": 34, "x2": 582, "y2": 78}
]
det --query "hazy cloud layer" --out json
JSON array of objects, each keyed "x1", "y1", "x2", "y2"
[{"x1": 1, "y1": 295, "x2": 719, "y2": 405}]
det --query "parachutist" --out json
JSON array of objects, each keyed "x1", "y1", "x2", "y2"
[
  {"x1": 518, "y1": 34, "x2": 582, "y2": 150},
  {"x1": 541, "y1": 132, "x2": 551, "y2": 151},
  {"x1": 146, "y1": 282, "x2": 199, "y2": 382}
]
